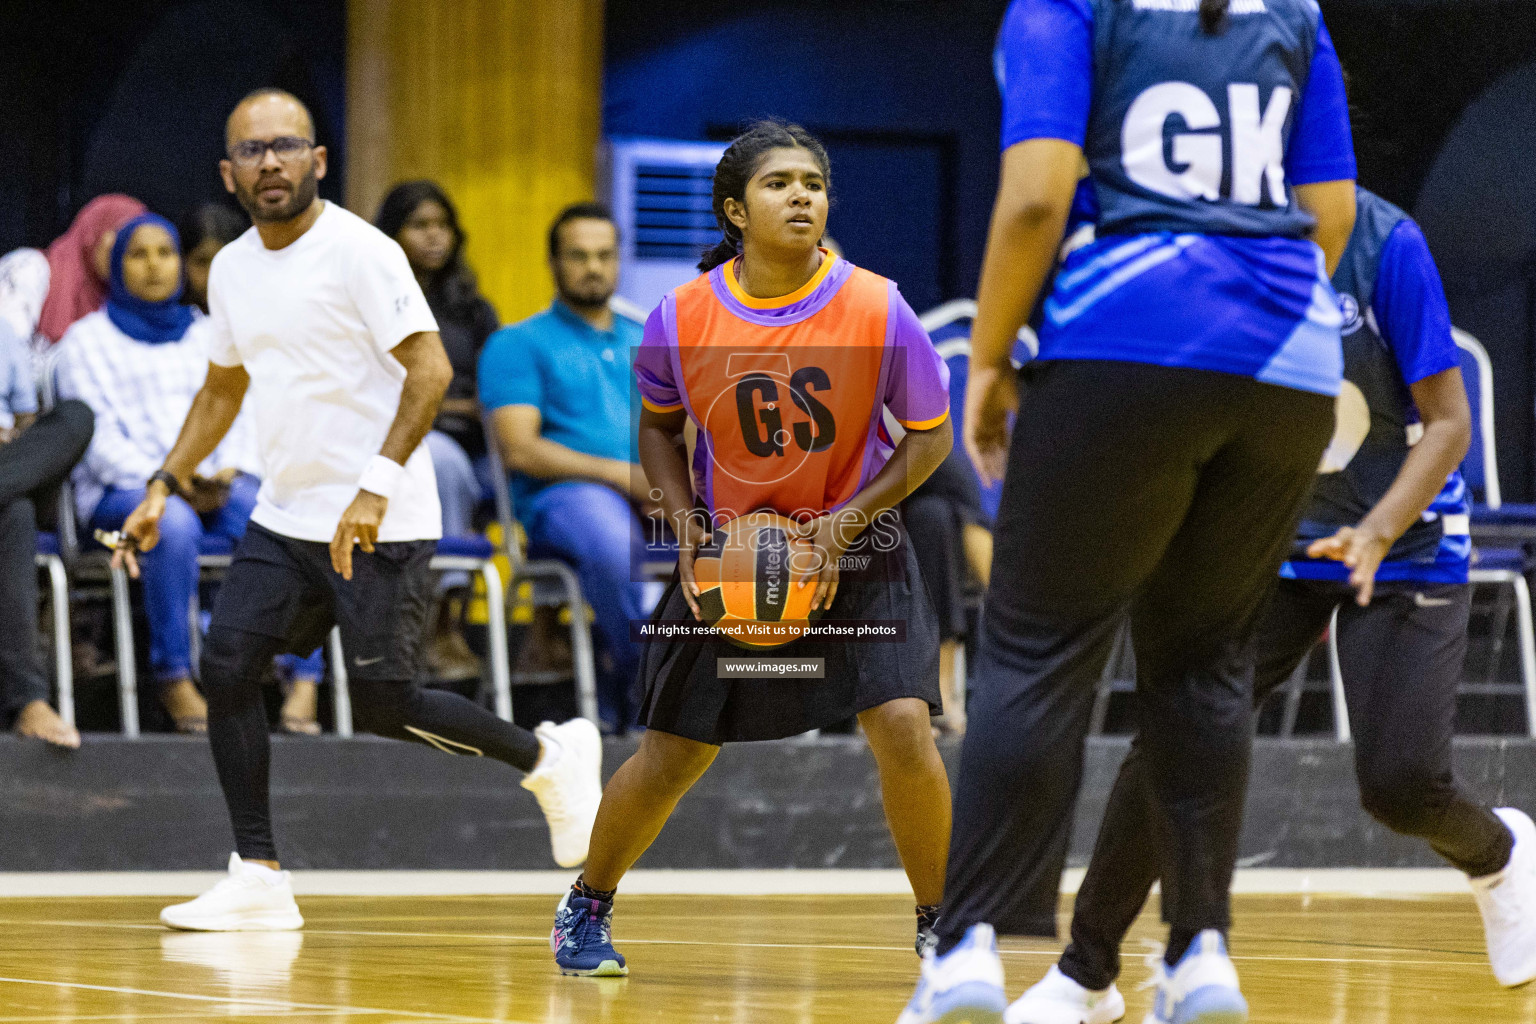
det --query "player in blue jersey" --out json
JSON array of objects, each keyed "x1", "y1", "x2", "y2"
[
  {"x1": 899, "y1": 1, "x2": 1358, "y2": 1023},
  {"x1": 1000, "y1": 188, "x2": 1536, "y2": 1020}
]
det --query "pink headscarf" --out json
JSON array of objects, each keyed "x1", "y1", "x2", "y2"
[{"x1": 38, "y1": 194, "x2": 147, "y2": 343}]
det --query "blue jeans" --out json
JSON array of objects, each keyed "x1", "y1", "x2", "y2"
[
  {"x1": 92, "y1": 474, "x2": 321, "y2": 686},
  {"x1": 426, "y1": 430, "x2": 481, "y2": 591},
  {"x1": 522, "y1": 481, "x2": 647, "y2": 730}
]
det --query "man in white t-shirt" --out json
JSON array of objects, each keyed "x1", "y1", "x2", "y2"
[{"x1": 112, "y1": 89, "x2": 602, "y2": 932}]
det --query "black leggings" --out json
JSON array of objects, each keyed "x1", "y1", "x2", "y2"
[
  {"x1": 202, "y1": 627, "x2": 542, "y2": 862},
  {"x1": 1059, "y1": 578, "x2": 1514, "y2": 989},
  {"x1": 936, "y1": 361, "x2": 1333, "y2": 952}
]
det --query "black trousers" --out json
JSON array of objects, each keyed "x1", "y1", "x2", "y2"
[
  {"x1": 202, "y1": 523, "x2": 542, "y2": 862},
  {"x1": 0, "y1": 401, "x2": 94, "y2": 723},
  {"x1": 1059, "y1": 577, "x2": 1514, "y2": 989},
  {"x1": 935, "y1": 361, "x2": 1333, "y2": 950}
]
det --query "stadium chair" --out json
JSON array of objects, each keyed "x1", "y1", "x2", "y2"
[
  {"x1": 54, "y1": 480, "x2": 143, "y2": 736},
  {"x1": 1322, "y1": 328, "x2": 1536, "y2": 739},
  {"x1": 1452, "y1": 329, "x2": 1536, "y2": 735},
  {"x1": 482, "y1": 414, "x2": 600, "y2": 725},
  {"x1": 34, "y1": 531, "x2": 73, "y2": 728}
]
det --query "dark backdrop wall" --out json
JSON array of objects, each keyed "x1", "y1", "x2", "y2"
[{"x1": 0, "y1": 0, "x2": 346, "y2": 251}]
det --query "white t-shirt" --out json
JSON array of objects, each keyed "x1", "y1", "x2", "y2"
[{"x1": 206, "y1": 202, "x2": 442, "y2": 542}]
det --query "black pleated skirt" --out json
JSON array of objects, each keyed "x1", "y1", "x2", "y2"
[{"x1": 637, "y1": 535, "x2": 942, "y2": 744}]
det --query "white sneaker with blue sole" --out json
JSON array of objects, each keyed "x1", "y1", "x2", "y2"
[
  {"x1": 896, "y1": 923, "x2": 1008, "y2": 1024},
  {"x1": 1140, "y1": 931, "x2": 1247, "y2": 1024}
]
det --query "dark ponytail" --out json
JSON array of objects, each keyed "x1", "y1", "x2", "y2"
[
  {"x1": 1199, "y1": 0, "x2": 1228, "y2": 33},
  {"x1": 698, "y1": 119, "x2": 832, "y2": 272}
]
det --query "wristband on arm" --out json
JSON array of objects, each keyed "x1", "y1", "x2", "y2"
[
  {"x1": 149, "y1": 469, "x2": 186, "y2": 498},
  {"x1": 357, "y1": 455, "x2": 405, "y2": 499}
]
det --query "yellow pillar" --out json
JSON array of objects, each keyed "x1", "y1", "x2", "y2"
[{"x1": 347, "y1": 0, "x2": 604, "y2": 322}]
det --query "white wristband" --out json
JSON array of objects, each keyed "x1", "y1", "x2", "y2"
[{"x1": 357, "y1": 455, "x2": 404, "y2": 499}]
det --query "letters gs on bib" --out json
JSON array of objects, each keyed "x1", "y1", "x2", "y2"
[
  {"x1": 735, "y1": 368, "x2": 837, "y2": 458},
  {"x1": 1124, "y1": 82, "x2": 1291, "y2": 206}
]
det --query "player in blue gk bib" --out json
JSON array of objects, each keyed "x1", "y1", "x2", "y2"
[{"x1": 900, "y1": 2, "x2": 1358, "y2": 1023}]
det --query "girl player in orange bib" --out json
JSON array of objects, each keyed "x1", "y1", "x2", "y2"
[{"x1": 549, "y1": 120, "x2": 956, "y2": 976}]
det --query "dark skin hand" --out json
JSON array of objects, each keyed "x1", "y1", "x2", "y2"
[
  {"x1": 0, "y1": 412, "x2": 35, "y2": 445},
  {"x1": 116, "y1": 364, "x2": 251, "y2": 577},
  {"x1": 1307, "y1": 365, "x2": 1471, "y2": 605},
  {"x1": 329, "y1": 330, "x2": 453, "y2": 579},
  {"x1": 640, "y1": 406, "x2": 953, "y2": 619}
]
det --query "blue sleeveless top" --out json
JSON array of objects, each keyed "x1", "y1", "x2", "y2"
[
  {"x1": 1283, "y1": 188, "x2": 1470, "y2": 585},
  {"x1": 996, "y1": 0, "x2": 1357, "y2": 395}
]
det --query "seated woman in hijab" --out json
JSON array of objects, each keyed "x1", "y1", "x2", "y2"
[
  {"x1": 36, "y1": 194, "x2": 149, "y2": 345},
  {"x1": 58, "y1": 213, "x2": 323, "y2": 734}
]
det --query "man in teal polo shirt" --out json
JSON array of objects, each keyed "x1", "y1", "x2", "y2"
[{"x1": 479, "y1": 203, "x2": 648, "y2": 731}]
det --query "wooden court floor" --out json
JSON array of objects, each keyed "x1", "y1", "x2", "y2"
[{"x1": 0, "y1": 893, "x2": 1531, "y2": 1023}]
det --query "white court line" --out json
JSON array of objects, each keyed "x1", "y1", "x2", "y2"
[
  {"x1": 0, "y1": 918, "x2": 1487, "y2": 969},
  {"x1": 0, "y1": 867, "x2": 1471, "y2": 898},
  {"x1": 0, "y1": 976, "x2": 526, "y2": 1024}
]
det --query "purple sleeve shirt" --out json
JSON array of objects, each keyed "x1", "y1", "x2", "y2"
[
  {"x1": 635, "y1": 299, "x2": 683, "y2": 412},
  {"x1": 884, "y1": 286, "x2": 951, "y2": 429}
]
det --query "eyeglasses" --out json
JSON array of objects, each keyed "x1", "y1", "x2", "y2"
[{"x1": 227, "y1": 136, "x2": 314, "y2": 168}]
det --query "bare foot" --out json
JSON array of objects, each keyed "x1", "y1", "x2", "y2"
[
  {"x1": 280, "y1": 678, "x2": 321, "y2": 735},
  {"x1": 13, "y1": 700, "x2": 81, "y2": 749},
  {"x1": 161, "y1": 678, "x2": 208, "y2": 734}
]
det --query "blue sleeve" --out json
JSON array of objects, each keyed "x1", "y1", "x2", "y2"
[
  {"x1": 1373, "y1": 220, "x2": 1458, "y2": 386},
  {"x1": 1285, "y1": 17, "x2": 1357, "y2": 186},
  {"x1": 996, "y1": 0, "x2": 1094, "y2": 150},
  {"x1": 0, "y1": 321, "x2": 35, "y2": 418},
  {"x1": 476, "y1": 325, "x2": 544, "y2": 412}
]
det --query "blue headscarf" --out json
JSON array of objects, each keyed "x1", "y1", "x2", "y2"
[{"x1": 105, "y1": 213, "x2": 195, "y2": 344}]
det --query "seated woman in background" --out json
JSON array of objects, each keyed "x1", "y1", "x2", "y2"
[
  {"x1": 58, "y1": 213, "x2": 323, "y2": 733},
  {"x1": 177, "y1": 201, "x2": 247, "y2": 315},
  {"x1": 376, "y1": 181, "x2": 501, "y2": 681},
  {"x1": 37, "y1": 194, "x2": 147, "y2": 345}
]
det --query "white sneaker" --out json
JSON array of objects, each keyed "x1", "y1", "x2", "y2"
[
  {"x1": 1141, "y1": 931, "x2": 1246, "y2": 1024},
  {"x1": 160, "y1": 853, "x2": 304, "y2": 932},
  {"x1": 1005, "y1": 965, "x2": 1125, "y2": 1024},
  {"x1": 896, "y1": 923, "x2": 1008, "y2": 1024},
  {"x1": 1470, "y1": 807, "x2": 1536, "y2": 987},
  {"x1": 521, "y1": 718, "x2": 603, "y2": 868}
]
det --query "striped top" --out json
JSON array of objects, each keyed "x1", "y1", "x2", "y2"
[{"x1": 56, "y1": 309, "x2": 258, "y2": 520}]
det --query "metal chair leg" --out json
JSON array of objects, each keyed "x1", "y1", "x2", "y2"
[
  {"x1": 110, "y1": 563, "x2": 140, "y2": 738},
  {"x1": 1486, "y1": 583, "x2": 1515, "y2": 685},
  {"x1": 1327, "y1": 609, "x2": 1350, "y2": 743},
  {"x1": 480, "y1": 560, "x2": 513, "y2": 722},
  {"x1": 188, "y1": 591, "x2": 202, "y2": 681},
  {"x1": 44, "y1": 556, "x2": 74, "y2": 728},
  {"x1": 543, "y1": 562, "x2": 600, "y2": 725},
  {"x1": 328, "y1": 627, "x2": 352, "y2": 737},
  {"x1": 1510, "y1": 574, "x2": 1536, "y2": 738},
  {"x1": 1279, "y1": 657, "x2": 1308, "y2": 739}
]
